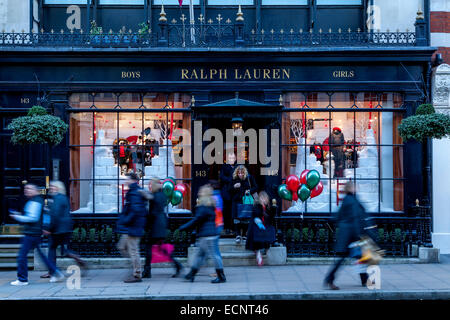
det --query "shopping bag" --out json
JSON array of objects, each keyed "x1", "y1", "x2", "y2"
[
  {"x1": 151, "y1": 243, "x2": 174, "y2": 264},
  {"x1": 242, "y1": 191, "x2": 254, "y2": 205},
  {"x1": 237, "y1": 203, "x2": 254, "y2": 219},
  {"x1": 356, "y1": 236, "x2": 385, "y2": 265},
  {"x1": 253, "y1": 225, "x2": 276, "y2": 243}
]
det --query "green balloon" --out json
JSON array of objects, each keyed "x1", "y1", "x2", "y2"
[
  {"x1": 298, "y1": 184, "x2": 311, "y2": 202},
  {"x1": 306, "y1": 170, "x2": 321, "y2": 190},
  {"x1": 162, "y1": 181, "x2": 175, "y2": 197},
  {"x1": 170, "y1": 190, "x2": 183, "y2": 206},
  {"x1": 278, "y1": 184, "x2": 292, "y2": 201}
]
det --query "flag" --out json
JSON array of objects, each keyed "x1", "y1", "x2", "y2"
[{"x1": 178, "y1": 0, "x2": 183, "y2": 6}]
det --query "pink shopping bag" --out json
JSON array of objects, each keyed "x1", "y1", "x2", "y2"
[{"x1": 151, "y1": 243, "x2": 175, "y2": 263}]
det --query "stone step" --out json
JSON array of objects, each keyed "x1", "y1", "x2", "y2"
[
  {"x1": 0, "y1": 252, "x2": 33, "y2": 263},
  {"x1": 0, "y1": 234, "x2": 24, "y2": 244},
  {"x1": 0, "y1": 244, "x2": 22, "y2": 252},
  {"x1": 0, "y1": 262, "x2": 33, "y2": 270},
  {"x1": 0, "y1": 225, "x2": 23, "y2": 235}
]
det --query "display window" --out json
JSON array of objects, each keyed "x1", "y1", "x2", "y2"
[
  {"x1": 69, "y1": 92, "x2": 192, "y2": 214},
  {"x1": 282, "y1": 92, "x2": 405, "y2": 214}
]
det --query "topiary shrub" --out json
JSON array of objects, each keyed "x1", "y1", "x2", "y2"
[
  {"x1": 7, "y1": 105, "x2": 69, "y2": 145},
  {"x1": 415, "y1": 103, "x2": 435, "y2": 115},
  {"x1": 398, "y1": 104, "x2": 450, "y2": 142}
]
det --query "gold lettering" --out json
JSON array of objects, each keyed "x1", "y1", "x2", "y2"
[
  {"x1": 219, "y1": 69, "x2": 227, "y2": 80},
  {"x1": 253, "y1": 69, "x2": 261, "y2": 79},
  {"x1": 235, "y1": 69, "x2": 242, "y2": 80},
  {"x1": 181, "y1": 69, "x2": 189, "y2": 80},
  {"x1": 349, "y1": 71, "x2": 355, "y2": 77},
  {"x1": 273, "y1": 68, "x2": 281, "y2": 79},
  {"x1": 282, "y1": 68, "x2": 290, "y2": 79},
  {"x1": 333, "y1": 70, "x2": 355, "y2": 78},
  {"x1": 200, "y1": 69, "x2": 208, "y2": 80},
  {"x1": 263, "y1": 69, "x2": 271, "y2": 79},
  {"x1": 243, "y1": 69, "x2": 252, "y2": 80},
  {"x1": 122, "y1": 71, "x2": 127, "y2": 79},
  {"x1": 136, "y1": 71, "x2": 141, "y2": 78},
  {"x1": 191, "y1": 69, "x2": 198, "y2": 80},
  {"x1": 210, "y1": 69, "x2": 218, "y2": 79}
]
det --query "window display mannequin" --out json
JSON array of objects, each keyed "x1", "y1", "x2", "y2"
[
  {"x1": 310, "y1": 139, "x2": 324, "y2": 163},
  {"x1": 117, "y1": 140, "x2": 131, "y2": 175},
  {"x1": 329, "y1": 127, "x2": 345, "y2": 177}
]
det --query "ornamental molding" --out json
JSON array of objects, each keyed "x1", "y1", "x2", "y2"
[{"x1": 433, "y1": 63, "x2": 450, "y2": 113}]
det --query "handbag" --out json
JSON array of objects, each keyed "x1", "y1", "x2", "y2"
[
  {"x1": 151, "y1": 243, "x2": 174, "y2": 264},
  {"x1": 253, "y1": 225, "x2": 276, "y2": 243},
  {"x1": 356, "y1": 236, "x2": 385, "y2": 265},
  {"x1": 237, "y1": 203, "x2": 254, "y2": 219}
]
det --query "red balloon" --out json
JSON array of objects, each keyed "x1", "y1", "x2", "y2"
[
  {"x1": 299, "y1": 170, "x2": 310, "y2": 185},
  {"x1": 292, "y1": 192, "x2": 298, "y2": 201},
  {"x1": 286, "y1": 174, "x2": 300, "y2": 193},
  {"x1": 174, "y1": 183, "x2": 187, "y2": 196},
  {"x1": 310, "y1": 181, "x2": 324, "y2": 199}
]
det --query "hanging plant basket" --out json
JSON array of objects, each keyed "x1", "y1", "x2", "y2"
[
  {"x1": 398, "y1": 104, "x2": 450, "y2": 142},
  {"x1": 7, "y1": 105, "x2": 69, "y2": 146}
]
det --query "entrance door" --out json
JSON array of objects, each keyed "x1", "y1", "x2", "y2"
[
  {"x1": 0, "y1": 111, "x2": 49, "y2": 225},
  {"x1": 191, "y1": 112, "x2": 281, "y2": 203}
]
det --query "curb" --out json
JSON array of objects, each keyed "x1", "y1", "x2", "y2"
[{"x1": 5, "y1": 290, "x2": 450, "y2": 301}]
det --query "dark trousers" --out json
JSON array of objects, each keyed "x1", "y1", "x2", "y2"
[
  {"x1": 222, "y1": 200, "x2": 233, "y2": 231},
  {"x1": 324, "y1": 252, "x2": 347, "y2": 284},
  {"x1": 48, "y1": 234, "x2": 81, "y2": 266},
  {"x1": 18, "y1": 235, "x2": 58, "y2": 282}
]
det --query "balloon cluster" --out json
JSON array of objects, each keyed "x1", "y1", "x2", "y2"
[
  {"x1": 162, "y1": 177, "x2": 187, "y2": 206},
  {"x1": 278, "y1": 170, "x2": 324, "y2": 202}
]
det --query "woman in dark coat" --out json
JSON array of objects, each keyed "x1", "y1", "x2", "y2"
[
  {"x1": 246, "y1": 191, "x2": 275, "y2": 266},
  {"x1": 324, "y1": 181, "x2": 369, "y2": 290},
  {"x1": 41, "y1": 181, "x2": 86, "y2": 278},
  {"x1": 229, "y1": 165, "x2": 258, "y2": 244},
  {"x1": 219, "y1": 153, "x2": 236, "y2": 234},
  {"x1": 142, "y1": 178, "x2": 183, "y2": 278}
]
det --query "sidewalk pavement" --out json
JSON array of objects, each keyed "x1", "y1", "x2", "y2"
[{"x1": 1, "y1": 257, "x2": 450, "y2": 300}]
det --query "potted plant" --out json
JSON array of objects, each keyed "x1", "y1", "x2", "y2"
[
  {"x1": 89, "y1": 20, "x2": 103, "y2": 45},
  {"x1": 138, "y1": 22, "x2": 150, "y2": 44},
  {"x1": 7, "y1": 105, "x2": 68, "y2": 145}
]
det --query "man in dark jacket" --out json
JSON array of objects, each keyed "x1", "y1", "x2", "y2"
[
  {"x1": 324, "y1": 181, "x2": 369, "y2": 290},
  {"x1": 117, "y1": 173, "x2": 147, "y2": 283},
  {"x1": 9, "y1": 184, "x2": 64, "y2": 285},
  {"x1": 40, "y1": 181, "x2": 86, "y2": 279},
  {"x1": 220, "y1": 153, "x2": 236, "y2": 234}
]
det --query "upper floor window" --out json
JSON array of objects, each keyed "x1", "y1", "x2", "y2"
[
  {"x1": 44, "y1": 0, "x2": 87, "y2": 4},
  {"x1": 208, "y1": 0, "x2": 253, "y2": 5},
  {"x1": 153, "y1": 0, "x2": 200, "y2": 4},
  {"x1": 98, "y1": 0, "x2": 144, "y2": 4},
  {"x1": 262, "y1": 0, "x2": 307, "y2": 4},
  {"x1": 316, "y1": 0, "x2": 362, "y2": 5}
]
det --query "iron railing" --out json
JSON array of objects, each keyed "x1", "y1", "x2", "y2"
[
  {"x1": 0, "y1": 25, "x2": 418, "y2": 48},
  {"x1": 64, "y1": 205, "x2": 431, "y2": 258}
]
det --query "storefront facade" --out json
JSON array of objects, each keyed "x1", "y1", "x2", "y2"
[{"x1": 0, "y1": 10, "x2": 436, "y2": 257}]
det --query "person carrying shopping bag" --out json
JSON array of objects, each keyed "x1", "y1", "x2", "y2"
[
  {"x1": 229, "y1": 165, "x2": 258, "y2": 244},
  {"x1": 246, "y1": 191, "x2": 276, "y2": 266},
  {"x1": 142, "y1": 178, "x2": 183, "y2": 279},
  {"x1": 178, "y1": 184, "x2": 226, "y2": 284}
]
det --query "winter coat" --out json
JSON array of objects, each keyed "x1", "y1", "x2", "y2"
[
  {"x1": 220, "y1": 164, "x2": 235, "y2": 201},
  {"x1": 116, "y1": 183, "x2": 147, "y2": 237},
  {"x1": 178, "y1": 205, "x2": 218, "y2": 238},
  {"x1": 229, "y1": 174, "x2": 258, "y2": 220},
  {"x1": 21, "y1": 195, "x2": 44, "y2": 236},
  {"x1": 246, "y1": 203, "x2": 275, "y2": 251},
  {"x1": 333, "y1": 193, "x2": 368, "y2": 254},
  {"x1": 147, "y1": 191, "x2": 168, "y2": 239},
  {"x1": 46, "y1": 194, "x2": 72, "y2": 235}
]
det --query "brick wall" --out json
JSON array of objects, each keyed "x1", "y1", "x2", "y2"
[{"x1": 431, "y1": 8, "x2": 450, "y2": 64}]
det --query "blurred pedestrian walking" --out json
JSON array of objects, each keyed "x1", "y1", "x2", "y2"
[
  {"x1": 246, "y1": 191, "x2": 276, "y2": 266},
  {"x1": 324, "y1": 181, "x2": 370, "y2": 290},
  {"x1": 9, "y1": 184, "x2": 64, "y2": 285},
  {"x1": 116, "y1": 173, "x2": 147, "y2": 283},
  {"x1": 142, "y1": 178, "x2": 183, "y2": 279},
  {"x1": 179, "y1": 184, "x2": 226, "y2": 283},
  {"x1": 40, "y1": 181, "x2": 87, "y2": 279}
]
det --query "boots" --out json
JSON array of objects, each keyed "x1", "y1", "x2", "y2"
[
  {"x1": 184, "y1": 268, "x2": 198, "y2": 282},
  {"x1": 360, "y1": 272, "x2": 369, "y2": 287},
  {"x1": 172, "y1": 259, "x2": 183, "y2": 278},
  {"x1": 211, "y1": 269, "x2": 226, "y2": 283},
  {"x1": 142, "y1": 266, "x2": 152, "y2": 278}
]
